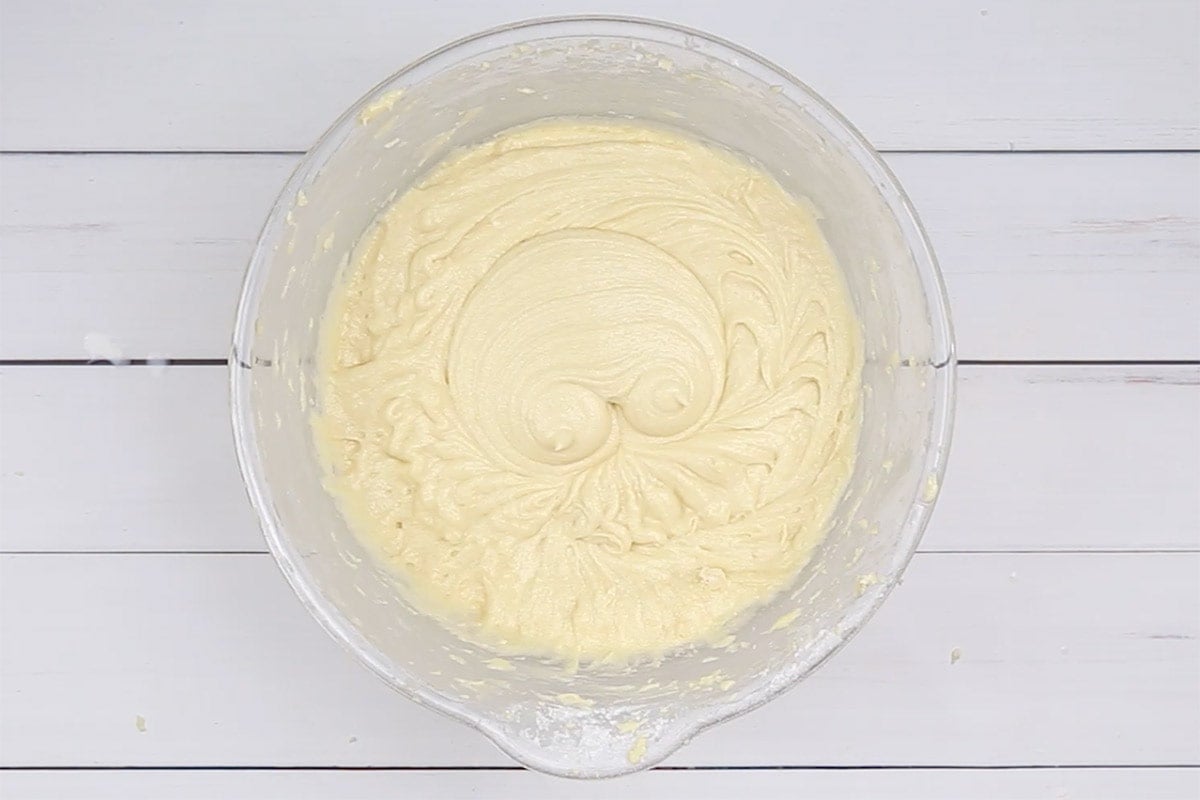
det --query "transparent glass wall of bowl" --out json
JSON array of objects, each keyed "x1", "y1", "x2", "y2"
[{"x1": 232, "y1": 20, "x2": 953, "y2": 778}]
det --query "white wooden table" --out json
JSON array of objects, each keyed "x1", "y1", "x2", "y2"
[{"x1": 1, "y1": 2, "x2": 1198, "y2": 798}]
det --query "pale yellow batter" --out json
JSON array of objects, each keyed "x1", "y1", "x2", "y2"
[{"x1": 314, "y1": 120, "x2": 862, "y2": 661}]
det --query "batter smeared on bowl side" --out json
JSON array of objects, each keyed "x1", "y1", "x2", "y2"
[{"x1": 313, "y1": 120, "x2": 862, "y2": 661}]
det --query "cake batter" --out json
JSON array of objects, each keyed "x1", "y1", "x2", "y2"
[{"x1": 313, "y1": 120, "x2": 862, "y2": 661}]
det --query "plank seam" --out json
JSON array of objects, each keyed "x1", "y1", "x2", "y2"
[
  {"x1": 3, "y1": 360, "x2": 1198, "y2": 368},
  {"x1": 3, "y1": 549, "x2": 1196, "y2": 556},
  {"x1": 3, "y1": 149, "x2": 1199, "y2": 156},
  {"x1": 2, "y1": 764, "x2": 1198, "y2": 771}
]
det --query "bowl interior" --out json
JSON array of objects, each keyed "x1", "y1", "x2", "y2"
[{"x1": 231, "y1": 17, "x2": 954, "y2": 777}]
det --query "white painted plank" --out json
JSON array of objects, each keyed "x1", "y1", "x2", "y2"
[
  {"x1": 935, "y1": 367, "x2": 1200, "y2": 553},
  {"x1": 887, "y1": 154, "x2": 1200, "y2": 364},
  {"x1": 0, "y1": 154, "x2": 293, "y2": 363},
  {"x1": 1, "y1": 552, "x2": 1196, "y2": 768},
  {"x1": 1, "y1": 1, "x2": 1197, "y2": 152},
  {"x1": 2, "y1": 365, "x2": 1197, "y2": 554},
  {"x1": 2, "y1": 153, "x2": 1197, "y2": 362},
  {"x1": 2, "y1": 767, "x2": 1197, "y2": 800},
  {"x1": 0, "y1": 365, "x2": 254, "y2": 553}
]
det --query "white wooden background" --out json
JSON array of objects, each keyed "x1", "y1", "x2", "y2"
[{"x1": 1, "y1": 2, "x2": 1198, "y2": 798}]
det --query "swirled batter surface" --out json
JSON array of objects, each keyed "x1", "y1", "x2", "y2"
[{"x1": 314, "y1": 121, "x2": 862, "y2": 661}]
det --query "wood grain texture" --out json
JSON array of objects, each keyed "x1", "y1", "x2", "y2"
[
  {"x1": 3, "y1": 767, "x2": 1197, "y2": 800},
  {"x1": 3, "y1": 152, "x2": 1197, "y2": 362},
  {"x1": 3, "y1": 1, "x2": 1198, "y2": 794},
  {"x1": 1, "y1": 0, "x2": 1197, "y2": 152},
  {"x1": 1, "y1": 551, "x2": 1196, "y2": 768},
  {"x1": 3, "y1": 365, "x2": 1196, "y2": 554}
]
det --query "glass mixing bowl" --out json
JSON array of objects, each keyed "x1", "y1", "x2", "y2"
[{"x1": 230, "y1": 16, "x2": 955, "y2": 778}]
